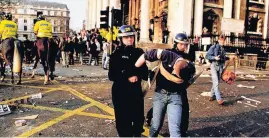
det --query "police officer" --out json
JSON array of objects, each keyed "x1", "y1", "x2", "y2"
[
  {"x1": 169, "y1": 33, "x2": 192, "y2": 137},
  {"x1": 33, "y1": 14, "x2": 54, "y2": 84},
  {"x1": 136, "y1": 33, "x2": 194, "y2": 137},
  {"x1": 0, "y1": 12, "x2": 17, "y2": 41},
  {"x1": 34, "y1": 14, "x2": 52, "y2": 39},
  {"x1": 0, "y1": 12, "x2": 23, "y2": 84},
  {"x1": 108, "y1": 25, "x2": 148, "y2": 137}
]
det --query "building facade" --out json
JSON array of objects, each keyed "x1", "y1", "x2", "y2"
[
  {"x1": 3, "y1": 0, "x2": 70, "y2": 40},
  {"x1": 87, "y1": 0, "x2": 269, "y2": 44}
]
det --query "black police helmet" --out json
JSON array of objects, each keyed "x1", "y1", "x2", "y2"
[
  {"x1": 118, "y1": 25, "x2": 136, "y2": 38},
  {"x1": 4, "y1": 12, "x2": 12, "y2": 20},
  {"x1": 38, "y1": 14, "x2": 45, "y2": 20},
  {"x1": 173, "y1": 33, "x2": 189, "y2": 48}
]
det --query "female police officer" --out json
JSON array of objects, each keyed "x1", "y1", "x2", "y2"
[{"x1": 108, "y1": 25, "x2": 148, "y2": 137}]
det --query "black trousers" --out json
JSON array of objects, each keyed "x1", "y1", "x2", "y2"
[{"x1": 112, "y1": 85, "x2": 144, "y2": 137}]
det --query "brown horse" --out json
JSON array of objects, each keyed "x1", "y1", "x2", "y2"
[
  {"x1": 31, "y1": 37, "x2": 58, "y2": 85},
  {"x1": 0, "y1": 38, "x2": 24, "y2": 84}
]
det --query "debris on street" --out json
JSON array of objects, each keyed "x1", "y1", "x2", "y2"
[
  {"x1": 0, "y1": 104, "x2": 11, "y2": 116},
  {"x1": 241, "y1": 96, "x2": 261, "y2": 103},
  {"x1": 201, "y1": 92, "x2": 211, "y2": 97},
  {"x1": 237, "y1": 84, "x2": 256, "y2": 89},
  {"x1": 245, "y1": 74, "x2": 256, "y2": 79},
  {"x1": 243, "y1": 103, "x2": 258, "y2": 108},
  {"x1": 14, "y1": 114, "x2": 39, "y2": 120},
  {"x1": 31, "y1": 93, "x2": 42, "y2": 99},
  {"x1": 72, "y1": 69, "x2": 82, "y2": 72},
  {"x1": 14, "y1": 120, "x2": 27, "y2": 126}
]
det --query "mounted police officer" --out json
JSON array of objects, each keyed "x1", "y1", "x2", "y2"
[
  {"x1": 136, "y1": 33, "x2": 195, "y2": 137},
  {"x1": 108, "y1": 25, "x2": 148, "y2": 137},
  {"x1": 33, "y1": 14, "x2": 54, "y2": 85},
  {"x1": 34, "y1": 14, "x2": 52, "y2": 39},
  {"x1": 0, "y1": 12, "x2": 23, "y2": 84}
]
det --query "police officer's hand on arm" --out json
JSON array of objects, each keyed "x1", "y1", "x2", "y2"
[{"x1": 128, "y1": 76, "x2": 138, "y2": 83}]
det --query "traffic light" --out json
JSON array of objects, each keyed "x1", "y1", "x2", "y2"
[
  {"x1": 100, "y1": 7, "x2": 109, "y2": 29},
  {"x1": 112, "y1": 9, "x2": 122, "y2": 27}
]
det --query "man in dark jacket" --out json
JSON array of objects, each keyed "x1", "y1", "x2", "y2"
[
  {"x1": 108, "y1": 25, "x2": 148, "y2": 137},
  {"x1": 144, "y1": 33, "x2": 194, "y2": 137}
]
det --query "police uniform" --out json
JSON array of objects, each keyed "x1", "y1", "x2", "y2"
[
  {"x1": 0, "y1": 19, "x2": 18, "y2": 40},
  {"x1": 34, "y1": 20, "x2": 52, "y2": 39},
  {"x1": 0, "y1": 17, "x2": 18, "y2": 51},
  {"x1": 108, "y1": 25, "x2": 148, "y2": 137}
]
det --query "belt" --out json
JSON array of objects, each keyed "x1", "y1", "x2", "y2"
[{"x1": 155, "y1": 87, "x2": 178, "y2": 95}]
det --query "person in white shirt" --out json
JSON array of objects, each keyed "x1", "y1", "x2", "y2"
[{"x1": 102, "y1": 40, "x2": 110, "y2": 69}]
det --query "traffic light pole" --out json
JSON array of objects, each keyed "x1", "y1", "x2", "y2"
[{"x1": 109, "y1": 7, "x2": 114, "y2": 55}]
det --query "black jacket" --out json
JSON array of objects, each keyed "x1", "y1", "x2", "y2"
[{"x1": 109, "y1": 46, "x2": 148, "y2": 96}]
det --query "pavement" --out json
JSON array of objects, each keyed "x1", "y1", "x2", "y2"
[{"x1": 20, "y1": 63, "x2": 269, "y2": 79}]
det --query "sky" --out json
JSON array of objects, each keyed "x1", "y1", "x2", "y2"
[{"x1": 40, "y1": 0, "x2": 86, "y2": 32}]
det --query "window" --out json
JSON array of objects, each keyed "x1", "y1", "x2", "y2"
[
  {"x1": 24, "y1": 26, "x2": 27, "y2": 31},
  {"x1": 54, "y1": 27, "x2": 57, "y2": 32},
  {"x1": 54, "y1": 20, "x2": 57, "y2": 25},
  {"x1": 61, "y1": 12, "x2": 63, "y2": 16},
  {"x1": 60, "y1": 27, "x2": 64, "y2": 32},
  {"x1": 24, "y1": 19, "x2": 27, "y2": 23},
  {"x1": 23, "y1": 34, "x2": 28, "y2": 39},
  {"x1": 14, "y1": 18, "x2": 18, "y2": 23}
]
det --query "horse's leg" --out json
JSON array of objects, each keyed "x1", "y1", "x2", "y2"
[
  {"x1": 0, "y1": 61, "x2": 5, "y2": 82},
  {"x1": 31, "y1": 55, "x2": 39, "y2": 79},
  {"x1": 42, "y1": 61, "x2": 49, "y2": 85},
  {"x1": 9, "y1": 63, "x2": 14, "y2": 84}
]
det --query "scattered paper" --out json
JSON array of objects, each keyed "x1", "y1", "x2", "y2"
[
  {"x1": 237, "y1": 84, "x2": 255, "y2": 89},
  {"x1": 243, "y1": 103, "x2": 257, "y2": 108},
  {"x1": 241, "y1": 96, "x2": 261, "y2": 103},
  {"x1": 14, "y1": 115, "x2": 39, "y2": 120},
  {"x1": 15, "y1": 120, "x2": 27, "y2": 126},
  {"x1": 31, "y1": 93, "x2": 42, "y2": 99},
  {"x1": 200, "y1": 92, "x2": 211, "y2": 97}
]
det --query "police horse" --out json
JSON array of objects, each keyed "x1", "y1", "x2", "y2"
[
  {"x1": 31, "y1": 37, "x2": 58, "y2": 85},
  {"x1": 0, "y1": 38, "x2": 24, "y2": 84}
]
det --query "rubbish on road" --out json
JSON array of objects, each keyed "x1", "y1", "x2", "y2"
[
  {"x1": 237, "y1": 101, "x2": 242, "y2": 103},
  {"x1": 0, "y1": 104, "x2": 11, "y2": 116},
  {"x1": 243, "y1": 103, "x2": 257, "y2": 108},
  {"x1": 31, "y1": 93, "x2": 42, "y2": 99},
  {"x1": 49, "y1": 101, "x2": 58, "y2": 105},
  {"x1": 14, "y1": 114, "x2": 39, "y2": 120},
  {"x1": 15, "y1": 120, "x2": 27, "y2": 126},
  {"x1": 245, "y1": 74, "x2": 256, "y2": 79},
  {"x1": 105, "y1": 120, "x2": 115, "y2": 125},
  {"x1": 65, "y1": 101, "x2": 69, "y2": 104},
  {"x1": 148, "y1": 97, "x2": 153, "y2": 100},
  {"x1": 201, "y1": 92, "x2": 211, "y2": 97},
  {"x1": 72, "y1": 69, "x2": 82, "y2": 71},
  {"x1": 237, "y1": 84, "x2": 255, "y2": 89},
  {"x1": 241, "y1": 96, "x2": 261, "y2": 103}
]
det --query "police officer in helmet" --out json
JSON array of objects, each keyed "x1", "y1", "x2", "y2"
[
  {"x1": 0, "y1": 12, "x2": 23, "y2": 84},
  {"x1": 172, "y1": 33, "x2": 191, "y2": 137},
  {"x1": 33, "y1": 13, "x2": 53, "y2": 85},
  {"x1": 108, "y1": 25, "x2": 148, "y2": 137}
]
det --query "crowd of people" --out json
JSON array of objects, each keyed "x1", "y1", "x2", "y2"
[{"x1": 22, "y1": 28, "x2": 112, "y2": 70}]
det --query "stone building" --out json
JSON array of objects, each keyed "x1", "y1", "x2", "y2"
[{"x1": 87, "y1": 0, "x2": 269, "y2": 44}]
